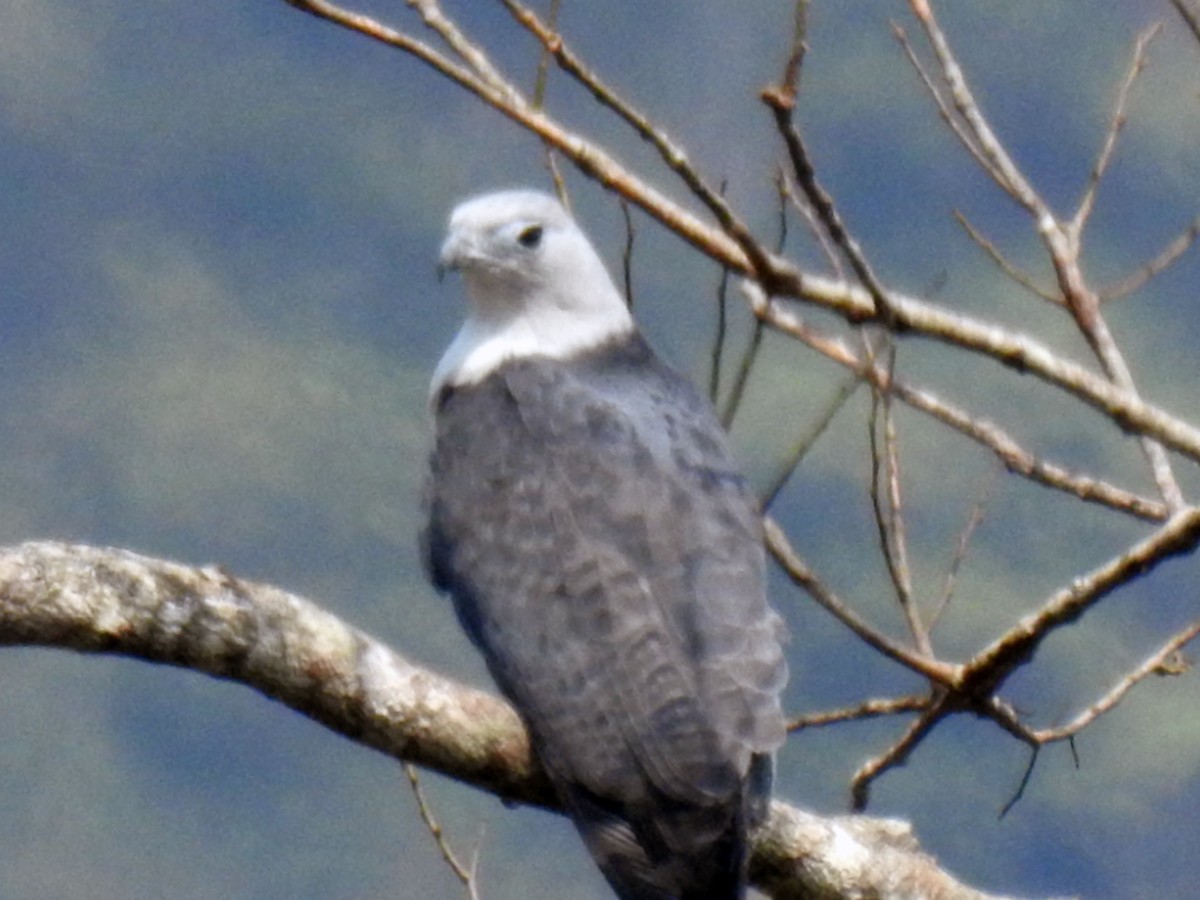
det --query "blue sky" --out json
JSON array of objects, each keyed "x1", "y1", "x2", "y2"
[{"x1": 2, "y1": 2, "x2": 1199, "y2": 898}]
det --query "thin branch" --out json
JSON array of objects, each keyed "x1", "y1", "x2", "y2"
[
  {"x1": 788, "y1": 695, "x2": 929, "y2": 732},
  {"x1": 999, "y1": 747, "x2": 1040, "y2": 820},
  {"x1": 953, "y1": 210, "x2": 1060, "y2": 305},
  {"x1": 906, "y1": 2, "x2": 1185, "y2": 510},
  {"x1": 404, "y1": 0, "x2": 517, "y2": 96},
  {"x1": 404, "y1": 763, "x2": 483, "y2": 900},
  {"x1": 1100, "y1": 217, "x2": 1200, "y2": 301},
  {"x1": 744, "y1": 285, "x2": 1169, "y2": 523},
  {"x1": 619, "y1": 198, "x2": 635, "y2": 308},
  {"x1": 285, "y1": 0, "x2": 519, "y2": 106},
  {"x1": 783, "y1": 171, "x2": 844, "y2": 276},
  {"x1": 963, "y1": 506, "x2": 1200, "y2": 697},
  {"x1": 499, "y1": 0, "x2": 781, "y2": 286},
  {"x1": 851, "y1": 699, "x2": 950, "y2": 811},
  {"x1": 930, "y1": 466, "x2": 997, "y2": 630},
  {"x1": 720, "y1": 319, "x2": 766, "y2": 428},
  {"x1": 763, "y1": 371, "x2": 862, "y2": 509},
  {"x1": 778, "y1": 0, "x2": 811, "y2": 100},
  {"x1": 1030, "y1": 617, "x2": 1200, "y2": 743},
  {"x1": 773, "y1": 166, "x2": 790, "y2": 254},
  {"x1": 892, "y1": 22, "x2": 1000, "y2": 186},
  {"x1": 1072, "y1": 23, "x2": 1162, "y2": 234},
  {"x1": 867, "y1": 360, "x2": 927, "y2": 653},
  {"x1": 1040, "y1": 31, "x2": 1181, "y2": 512},
  {"x1": 763, "y1": 519, "x2": 959, "y2": 686},
  {"x1": 529, "y1": 0, "x2": 560, "y2": 108},
  {"x1": 905, "y1": 0, "x2": 1043, "y2": 215},
  {"x1": 530, "y1": 0, "x2": 568, "y2": 207},
  {"x1": 709, "y1": 265, "x2": 731, "y2": 404},
  {"x1": 760, "y1": 90, "x2": 896, "y2": 324}
]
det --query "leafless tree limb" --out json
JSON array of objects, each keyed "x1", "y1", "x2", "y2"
[
  {"x1": 788, "y1": 696, "x2": 929, "y2": 732},
  {"x1": 1073, "y1": 24, "x2": 1161, "y2": 234},
  {"x1": 1030, "y1": 617, "x2": 1200, "y2": 743},
  {"x1": 1100, "y1": 217, "x2": 1200, "y2": 301},
  {"x1": 763, "y1": 371, "x2": 862, "y2": 509},
  {"x1": 905, "y1": 4, "x2": 1185, "y2": 510},
  {"x1": 851, "y1": 699, "x2": 949, "y2": 811},
  {"x1": 930, "y1": 467, "x2": 997, "y2": 630},
  {"x1": 404, "y1": 763, "x2": 484, "y2": 900},
  {"x1": 283, "y1": 0, "x2": 1200, "y2": 477},
  {"x1": 867, "y1": 364, "x2": 929, "y2": 655},
  {"x1": 744, "y1": 284, "x2": 1169, "y2": 523},
  {"x1": 952, "y1": 210, "x2": 1060, "y2": 305},
  {"x1": 751, "y1": 801, "x2": 1054, "y2": 900},
  {"x1": 764, "y1": 520, "x2": 958, "y2": 686},
  {"x1": 0, "y1": 541, "x2": 1029, "y2": 900},
  {"x1": 963, "y1": 506, "x2": 1200, "y2": 695}
]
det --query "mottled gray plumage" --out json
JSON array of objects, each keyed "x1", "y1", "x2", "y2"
[{"x1": 422, "y1": 190, "x2": 787, "y2": 899}]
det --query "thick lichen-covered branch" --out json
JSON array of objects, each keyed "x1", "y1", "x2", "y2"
[{"x1": 0, "y1": 540, "x2": 1028, "y2": 900}]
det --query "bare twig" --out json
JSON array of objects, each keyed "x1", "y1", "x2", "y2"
[
  {"x1": 782, "y1": 171, "x2": 844, "y2": 276},
  {"x1": 530, "y1": 0, "x2": 568, "y2": 207},
  {"x1": 779, "y1": 0, "x2": 811, "y2": 99},
  {"x1": 404, "y1": 763, "x2": 483, "y2": 899},
  {"x1": 499, "y1": 0, "x2": 781, "y2": 286},
  {"x1": 720, "y1": 318, "x2": 766, "y2": 428},
  {"x1": 1030, "y1": 617, "x2": 1200, "y2": 743},
  {"x1": 619, "y1": 198, "x2": 635, "y2": 308},
  {"x1": 867, "y1": 359, "x2": 928, "y2": 655},
  {"x1": 404, "y1": 0, "x2": 516, "y2": 95},
  {"x1": 709, "y1": 265, "x2": 731, "y2": 404},
  {"x1": 930, "y1": 466, "x2": 998, "y2": 630},
  {"x1": 1072, "y1": 23, "x2": 1162, "y2": 234},
  {"x1": 851, "y1": 700, "x2": 949, "y2": 811},
  {"x1": 999, "y1": 747, "x2": 1041, "y2": 819},
  {"x1": 892, "y1": 22, "x2": 998, "y2": 186},
  {"x1": 763, "y1": 371, "x2": 862, "y2": 509},
  {"x1": 788, "y1": 695, "x2": 929, "y2": 732},
  {"x1": 906, "y1": 2, "x2": 1186, "y2": 510},
  {"x1": 963, "y1": 506, "x2": 1200, "y2": 697},
  {"x1": 760, "y1": 89, "x2": 896, "y2": 324},
  {"x1": 953, "y1": 210, "x2": 1060, "y2": 305},
  {"x1": 764, "y1": 519, "x2": 958, "y2": 686},
  {"x1": 745, "y1": 285, "x2": 1169, "y2": 522},
  {"x1": 905, "y1": 1, "x2": 1043, "y2": 214},
  {"x1": 1100, "y1": 217, "x2": 1200, "y2": 301}
]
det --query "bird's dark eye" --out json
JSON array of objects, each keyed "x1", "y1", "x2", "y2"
[{"x1": 517, "y1": 225, "x2": 543, "y2": 248}]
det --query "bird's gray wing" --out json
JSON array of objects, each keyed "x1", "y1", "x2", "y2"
[{"x1": 423, "y1": 351, "x2": 785, "y2": 858}]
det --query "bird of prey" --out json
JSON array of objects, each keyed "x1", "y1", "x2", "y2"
[{"x1": 422, "y1": 189, "x2": 787, "y2": 900}]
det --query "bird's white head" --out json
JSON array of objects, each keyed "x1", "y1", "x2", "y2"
[{"x1": 432, "y1": 189, "x2": 635, "y2": 394}]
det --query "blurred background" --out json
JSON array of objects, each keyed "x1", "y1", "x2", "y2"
[{"x1": 1, "y1": 1, "x2": 1198, "y2": 897}]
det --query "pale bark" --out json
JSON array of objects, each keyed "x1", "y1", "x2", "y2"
[{"x1": 0, "y1": 540, "x2": 1047, "y2": 900}]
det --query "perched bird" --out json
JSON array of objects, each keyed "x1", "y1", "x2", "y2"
[{"x1": 422, "y1": 189, "x2": 787, "y2": 900}]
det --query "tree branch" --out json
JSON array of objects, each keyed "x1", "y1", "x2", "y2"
[
  {"x1": 0, "y1": 541, "x2": 1027, "y2": 900},
  {"x1": 282, "y1": 0, "x2": 1200, "y2": 472}
]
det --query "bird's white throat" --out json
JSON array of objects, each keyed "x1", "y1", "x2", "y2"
[{"x1": 431, "y1": 293, "x2": 634, "y2": 396}]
